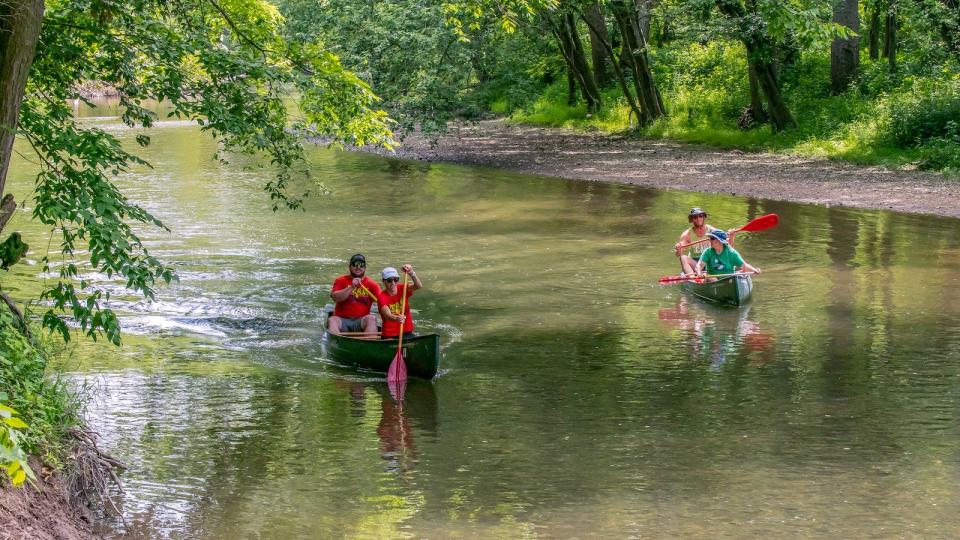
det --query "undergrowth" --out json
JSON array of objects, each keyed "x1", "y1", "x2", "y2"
[{"x1": 504, "y1": 42, "x2": 960, "y2": 175}]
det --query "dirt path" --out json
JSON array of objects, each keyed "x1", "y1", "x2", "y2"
[{"x1": 361, "y1": 120, "x2": 959, "y2": 218}]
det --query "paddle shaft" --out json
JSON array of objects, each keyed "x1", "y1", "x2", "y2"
[
  {"x1": 396, "y1": 273, "x2": 410, "y2": 351},
  {"x1": 677, "y1": 213, "x2": 779, "y2": 251},
  {"x1": 660, "y1": 271, "x2": 755, "y2": 284}
]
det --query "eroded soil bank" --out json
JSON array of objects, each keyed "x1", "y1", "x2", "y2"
[
  {"x1": 363, "y1": 120, "x2": 959, "y2": 218},
  {"x1": 0, "y1": 465, "x2": 96, "y2": 540}
]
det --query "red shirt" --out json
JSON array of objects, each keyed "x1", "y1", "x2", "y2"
[
  {"x1": 332, "y1": 275, "x2": 382, "y2": 318},
  {"x1": 378, "y1": 284, "x2": 414, "y2": 337}
]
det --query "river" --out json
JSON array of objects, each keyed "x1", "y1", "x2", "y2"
[{"x1": 5, "y1": 105, "x2": 960, "y2": 538}]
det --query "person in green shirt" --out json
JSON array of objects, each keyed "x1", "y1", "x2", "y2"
[{"x1": 695, "y1": 230, "x2": 761, "y2": 278}]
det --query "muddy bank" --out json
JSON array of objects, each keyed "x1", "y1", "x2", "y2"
[
  {"x1": 0, "y1": 463, "x2": 96, "y2": 540},
  {"x1": 362, "y1": 120, "x2": 959, "y2": 218}
]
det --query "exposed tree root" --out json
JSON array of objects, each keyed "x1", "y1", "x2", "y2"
[{"x1": 62, "y1": 428, "x2": 128, "y2": 527}]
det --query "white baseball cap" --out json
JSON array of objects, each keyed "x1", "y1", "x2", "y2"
[{"x1": 381, "y1": 267, "x2": 400, "y2": 280}]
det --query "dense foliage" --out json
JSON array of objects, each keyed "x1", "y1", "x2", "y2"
[
  {"x1": 0, "y1": 314, "x2": 77, "y2": 486},
  {"x1": 276, "y1": 0, "x2": 959, "y2": 171},
  {"x1": 1, "y1": 0, "x2": 395, "y2": 344}
]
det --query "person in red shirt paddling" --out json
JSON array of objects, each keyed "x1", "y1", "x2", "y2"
[
  {"x1": 329, "y1": 253, "x2": 382, "y2": 337},
  {"x1": 378, "y1": 264, "x2": 422, "y2": 339}
]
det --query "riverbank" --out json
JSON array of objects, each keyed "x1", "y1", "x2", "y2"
[
  {"x1": 0, "y1": 323, "x2": 113, "y2": 539},
  {"x1": 0, "y1": 463, "x2": 96, "y2": 540},
  {"x1": 364, "y1": 119, "x2": 960, "y2": 218}
]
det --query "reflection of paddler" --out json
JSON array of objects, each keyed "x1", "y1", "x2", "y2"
[
  {"x1": 374, "y1": 380, "x2": 438, "y2": 473},
  {"x1": 659, "y1": 295, "x2": 776, "y2": 364}
]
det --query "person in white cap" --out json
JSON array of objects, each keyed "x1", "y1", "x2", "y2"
[{"x1": 377, "y1": 264, "x2": 422, "y2": 339}]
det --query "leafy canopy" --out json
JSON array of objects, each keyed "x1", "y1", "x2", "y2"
[{"x1": 8, "y1": 0, "x2": 395, "y2": 344}]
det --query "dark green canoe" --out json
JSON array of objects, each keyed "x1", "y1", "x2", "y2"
[
  {"x1": 681, "y1": 274, "x2": 753, "y2": 306},
  {"x1": 321, "y1": 319, "x2": 441, "y2": 380}
]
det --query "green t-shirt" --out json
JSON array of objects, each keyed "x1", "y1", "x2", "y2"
[{"x1": 698, "y1": 245, "x2": 745, "y2": 275}]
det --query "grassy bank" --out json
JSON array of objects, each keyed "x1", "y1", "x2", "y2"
[
  {"x1": 1, "y1": 316, "x2": 83, "y2": 485},
  {"x1": 504, "y1": 42, "x2": 960, "y2": 175}
]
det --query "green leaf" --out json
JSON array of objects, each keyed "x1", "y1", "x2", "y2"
[{"x1": 3, "y1": 417, "x2": 27, "y2": 429}]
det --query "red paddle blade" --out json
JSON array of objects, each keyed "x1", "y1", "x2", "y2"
[
  {"x1": 739, "y1": 213, "x2": 779, "y2": 233},
  {"x1": 387, "y1": 349, "x2": 407, "y2": 383},
  {"x1": 387, "y1": 378, "x2": 407, "y2": 402},
  {"x1": 659, "y1": 274, "x2": 705, "y2": 285}
]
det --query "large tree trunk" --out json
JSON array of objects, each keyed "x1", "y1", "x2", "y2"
[
  {"x1": 577, "y1": 7, "x2": 645, "y2": 127},
  {"x1": 716, "y1": 0, "x2": 796, "y2": 132},
  {"x1": 0, "y1": 0, "x2": 45, "y2": 230},
  {"x1": 868, "y1": 5, "x2": 880, "y2": 60},
  {"x1": 552, "y1": 13, "x2": 602, "y2": 113},
  {"x1": 583, "y1": 2, "x2": 610, "y2": 89},
  {"x1": 884, "y1": 3, "x2": 897, "y2": 69},
  {"x1": 567, "y1": 69, "x2": 577, "y2": 106},
  {"x1": 830, "y1": 0, "x2": 859, "y2": 93},
  {"x1": 636, "y1": 0, "x2": 654, "y2": 44},
  {"x1": 747, "y1": 61, "x2": 768, "y2": 124},
  {"x1": 610, "y1": 1, "x2": 665, "y2": 125}
]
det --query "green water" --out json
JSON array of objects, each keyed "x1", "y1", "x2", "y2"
[{"x1": 5, "y1": 111, "x2": 960, "y2": 538}]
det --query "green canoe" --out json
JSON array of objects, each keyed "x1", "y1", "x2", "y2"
[
  {"x1": 681, "y1": 274, "x2": 753, "y2": 306},
  {"x1": 321, "y1": 317, "x2": 441, "y2": 380}
]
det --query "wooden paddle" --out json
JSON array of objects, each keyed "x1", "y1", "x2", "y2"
[
  {"x1": 387, "y1": 272, "x2": 410, "y2": 383},
  {"x1": 659, "y1": 271, "x2": 756, "y2": 285},
  {"x1": 677, "y1": 213, "x2": 779, "y2": 251}
]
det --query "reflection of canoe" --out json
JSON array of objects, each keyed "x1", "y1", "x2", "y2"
[
  {"x1": 321, "y1": 318, "x2": 441, "y2": 380},
  {"x1": 681, "y1": 274, "x2": 753, "y2": 306}
]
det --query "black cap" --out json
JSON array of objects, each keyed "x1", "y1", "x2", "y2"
[{"x1": 349, "y1": 253, "x2": 366, "y2": 266}]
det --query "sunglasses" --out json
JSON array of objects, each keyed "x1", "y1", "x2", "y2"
[
  {"x1": 351, "y1": 262, "x2": 366, "y2": 268},
  {"x1": 384, "y1": 277, "x2": 399, "y2": 283}
]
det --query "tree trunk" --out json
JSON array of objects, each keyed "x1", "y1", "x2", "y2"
[
  {"x1": 567, "y1": 69, "x2": 577, "y2": 106},
  {"x1": 941, "y1": 0, "x2": 960, "y2": 56},
  {"x1": 830, "y1": 0, "x2": 859, "y2": 93},
  {"x1": 868, "y1": 5, "x2": 880, "y2": 60},
  {"x1": 577, "y1": 7, "x2": 645, "y2": 127},
  {"x1": 552, "y1": 13, "x2": 602, "y2": 113},
  {"x1": 583, "y1": 2, "x2": 609, "y2": 89},
  {"x1": 610, "y1": 1, "x2": 665, "y2": 124},
  {"x1": 884, "y1": 3, "x2": 897, "y2": 69},
  {"x1": 715, "y1": 0, "x2": 796, "y2": 132},
  {"x1": 657, "y1": 13, "x2": 671, "y2": 47},
  {"x1": 637, "y1": 0, "x2": 653, "y2": 45},
  {"x1": 747, "y1": 61, "x2": 768, "y2": 124},
  {"x1": 0, "y1": 0, "x2": 45, "y2": 223}
]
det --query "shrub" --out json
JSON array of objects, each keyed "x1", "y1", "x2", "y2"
[
  {"x1": 0, "y1": 316, "x2": 81, "y2": 466},
  {"x1": 886, "y1": 79, "x2": 960, "y2": 148},
  {"x1": 917, "y1": 136, "x2": 960, "y2": 172}
]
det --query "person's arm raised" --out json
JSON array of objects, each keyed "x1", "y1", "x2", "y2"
[{"x1": 402, "y1": 264, "x2": 422, "y2": 291}]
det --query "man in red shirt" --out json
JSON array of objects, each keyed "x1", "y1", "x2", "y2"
[
  {"x1": 377, "y1": 264, "x2": 422, "y2": 339},
  {"x1": 329, "y1": 253, "x2": 382, "y2": 336}
]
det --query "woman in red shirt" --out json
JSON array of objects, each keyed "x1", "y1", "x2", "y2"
[{"x1": 377, "y1": 264, "x2": 422, "y2": 338}]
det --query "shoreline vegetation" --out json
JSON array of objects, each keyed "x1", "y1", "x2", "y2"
[{"x1": 0, "y1": 323, "x2": 120, "y2": 539}]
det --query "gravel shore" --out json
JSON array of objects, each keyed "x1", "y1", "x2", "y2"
[{"x1": 358, "y1": 119, "x2": 959, "y2": 218}]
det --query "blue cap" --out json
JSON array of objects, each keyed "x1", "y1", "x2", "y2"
[{"x1": 707, "y1": 230, "x2": 729, "y2": 245}]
